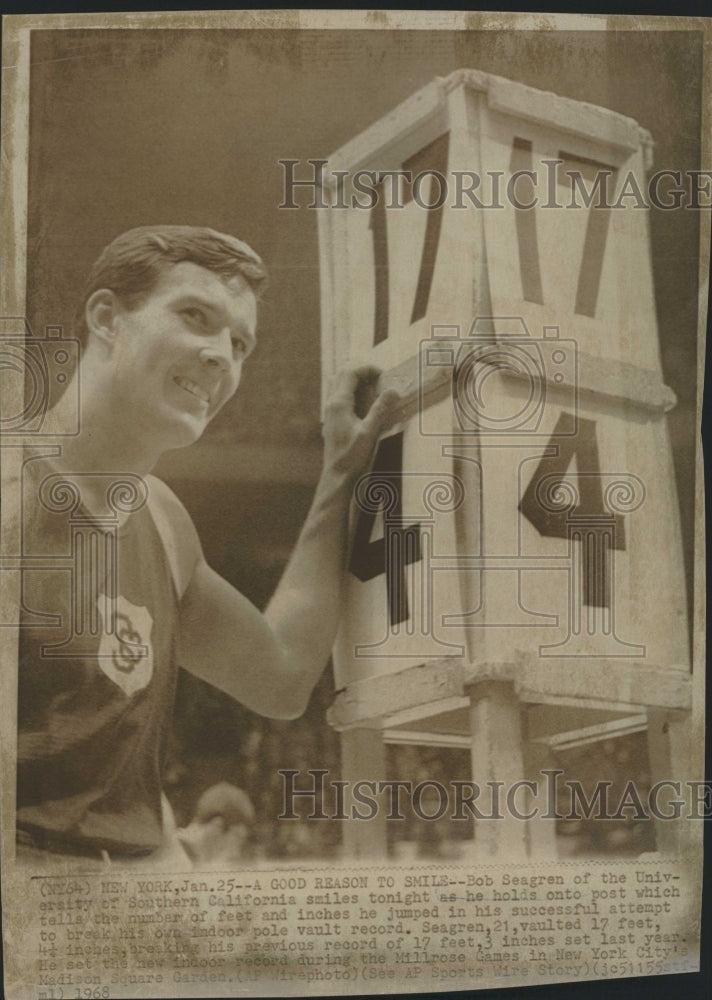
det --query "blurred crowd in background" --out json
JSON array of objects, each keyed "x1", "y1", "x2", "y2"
[{"x1": 165, "y1": 668, "x2": 655, "y2": 867}]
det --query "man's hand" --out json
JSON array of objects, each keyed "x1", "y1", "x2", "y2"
[
  {"x1": 176, "y1": 365, "x2": 402, "y2": 720},
  {"x1": 322, "y1": 366, "x2": 401, "y2": 483}
]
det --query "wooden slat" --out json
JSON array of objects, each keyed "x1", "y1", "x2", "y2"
[
  {"x1": 512, "y1": 658, "x2": 692, "y2": 712},
  {"x1": 324, "y1": 68, "x2": 650, "y2": 178},
  {"x1": 325, "y1": 79, "x2": 445, "y2": 176},
  {"x1": 537, "y1": 713, "x2": 648, "y2": 751},
  {"x1": 382, "y1": 728, "x2": 473, "y2": 749},
  {"x1": 377, "y1": 341, "x2": 676, "y2": 437},
  {"x1": 485, "y1": 73, "x2": 650, "y2": 160},
  {"x1": 328, "y1": 656, "x2": 692, "y2": 728},
  {"x1": 384, "y1": 695, "x2": 470, "y2": 729},
  {"x1": 327, "y1": 658, "x2": 465, "y2": 730}
]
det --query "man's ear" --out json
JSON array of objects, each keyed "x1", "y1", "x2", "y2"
[{"x1": 84, "y1": 289, "x2": 121, "y2": 348}]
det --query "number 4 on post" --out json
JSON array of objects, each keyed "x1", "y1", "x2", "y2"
[
  {"x1": 519, "y1": 412, "x2": 625, "y2": 609},
  {"x1": 348, "y1": 432, "x2": 421, "y2": 626}
]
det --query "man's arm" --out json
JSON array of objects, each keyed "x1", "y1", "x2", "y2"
[{"x1": 172, "y1": 367, "x2": 398, "y2": 719}]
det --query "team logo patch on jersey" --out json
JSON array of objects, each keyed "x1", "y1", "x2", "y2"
[{"x1": 96, "y1": 595, "x2": 154, "y2": 697}]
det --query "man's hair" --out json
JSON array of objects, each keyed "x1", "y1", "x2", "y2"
[{"x1": 74, "y1": 225, "x2": 268, "y2": 346}]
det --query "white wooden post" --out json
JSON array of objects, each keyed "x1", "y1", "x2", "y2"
[{"x1": 319, "y1": 70, "x2": 691, "y2": 858}]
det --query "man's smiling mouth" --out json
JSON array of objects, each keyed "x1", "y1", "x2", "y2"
[{"x1": 174, "y1": 376, "x2": 210, "y2": 404}]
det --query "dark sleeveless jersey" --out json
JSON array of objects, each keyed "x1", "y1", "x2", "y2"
[{"x1": 16, "y1": 458, "x2": 180, "y2": 855}]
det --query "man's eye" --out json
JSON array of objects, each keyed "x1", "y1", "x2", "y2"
[
  {"x1": 232, "y1": 339, "x2": 248, "y2": 358},
  {"x1": 184, "y1": 308, "x2": 206, "y2": 325}
]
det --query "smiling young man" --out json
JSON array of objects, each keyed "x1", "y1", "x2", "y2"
[{"x1": 15, "y1": 225, "x2": 396, "y2": 869}]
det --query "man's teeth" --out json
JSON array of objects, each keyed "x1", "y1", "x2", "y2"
[{"x1": 175, "y1": 376, "x2": 210, "y2": 403}]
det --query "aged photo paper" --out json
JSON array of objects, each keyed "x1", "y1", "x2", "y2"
[{"x1": 0, "y1": 10, "x2": 709, "y2": 999}]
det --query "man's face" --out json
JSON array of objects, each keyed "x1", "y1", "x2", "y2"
[{"x1": 107, "y1": 261, "x2": 258, "y2": 449}]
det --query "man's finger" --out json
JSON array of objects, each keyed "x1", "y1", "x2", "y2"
[
  {"x1": 361, "y1": 387, "x2": 401, "y2": 434},
  {"x1": 328, "y1": 366, "x2": 383, "y2": 416},
  {"x1": 329, "y1": 365, "x2": 381, "y2": 397}
]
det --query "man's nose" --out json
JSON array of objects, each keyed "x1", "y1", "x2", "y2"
[{"x1": 199, "y1": 328, "x2": 233, "y2": 372}]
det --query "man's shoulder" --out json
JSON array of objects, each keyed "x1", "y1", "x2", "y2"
[
  {"x1": 145, "y1": 475, "x2": 201, "y2": 598},
  {"x1": 145, "y1": 474, "x2": 189, "y2": 519}
]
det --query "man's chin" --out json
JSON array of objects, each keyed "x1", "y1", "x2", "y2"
[{"x1": 161, "y1": 413, "x2": 209, "y2": 452}]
